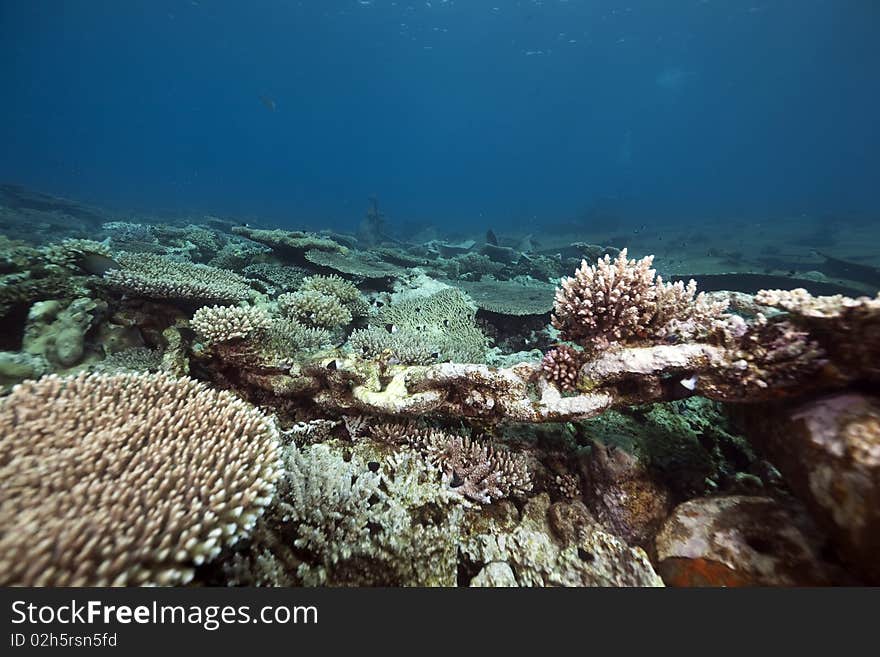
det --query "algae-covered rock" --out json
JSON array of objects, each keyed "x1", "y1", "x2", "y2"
[
  {"x1": 579, "y1": 397, "x2": 757, "y2": 501},
  {"x1": 460, "y1": 493, "x2": 663, "y2": 587},
  {"x1": 735, "y1": 393, "x2": 880, "y2": 583},
  {"x1": 22, "y1": 296, "x2": 106, "y2": 370},
  {"x1": 0, "y1": 350, "x2": 49, "y2": 390},
  {"x1": 582, "y1": 440, "x2": 673, "y2": 550},
  {"x1": 655, "y1": 495, "x2": 846, "y2": 586}
]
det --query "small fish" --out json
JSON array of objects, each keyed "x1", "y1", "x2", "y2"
[
  {"x1": 259, "y1": 95, "x2": 277, "y2": 112},
  {"x1": 384, "y1": 323, "x2": 397, "y2": 334},
  {"x1": 78, "y1": 252, "x2": 121, "y2": 276},
  {"x1": 680, "y1": 375, "x2": 698, "y2": 391}
]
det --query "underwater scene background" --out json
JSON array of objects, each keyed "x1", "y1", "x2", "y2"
[{"x1": 0, "y1": 1, "x2": 878, "y2": 587}]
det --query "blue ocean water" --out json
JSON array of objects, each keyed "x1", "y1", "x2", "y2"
[{"x1": 1, "y1": 1, "x2": 878, "y2": 235}]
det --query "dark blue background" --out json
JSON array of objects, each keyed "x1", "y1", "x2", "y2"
[{"x1": 1, "y1": 0, "x2": 877, "y2": 233}]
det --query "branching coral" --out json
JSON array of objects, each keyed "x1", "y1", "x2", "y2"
[
  {"x1": 191, "y1": 304, "x2": 272, "y2": 345},
  {"x1": 300, "y1": 274, "x2": 360, "y2": 304},
  {"x1": 101, "y1": 221, "x2": 161, "y2": 252},
  {"x1": 267, "y1": 318, "x2": 332, "y2": 353},
  {"x1": 552, "y1": 249, "x2": 728, "y2": 351},
  {"x1": 104, "y1": 253, "x2": 254, "y2": 303},
  {"x1": 0, "y1": 372, "x2": 281, "y2": 586},
  {"x1": 369, "y1": 422, "x2": 532, "y2": 503},
  {"x1": 300, "y1": 274, "x2": 369, "y2": 317},
  {"x1": 250, "y1": 442, "x2": 464, "y2": 586},
  {"x1": 424, "y1": 433, "x2": 533, "y2": 504},
  {"x1": 277, "y1": 291, "x2": 352, "y2": 329}
]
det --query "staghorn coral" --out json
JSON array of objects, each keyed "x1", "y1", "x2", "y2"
[
  {"x1": 301, "y1": 273, "x2": 369, "y2": 318},
  {"x1": 369, "y1": 420, "x2": 442, "y2": 447},
  {"x1": 541, "y1": 344, "x2": 586, "y2": 392},
  {"x1": 424, "y1": 433, "x2": 533, "y2": 504},
  {"x1": 191, "y1": 304, "x2": 272, "y2": 345},
  {"x1": 240, "y1": 441, "x2": 464, "y2": 586},
  {"x1": 552, "y1": 249, "x2": 728, "y2": 351},
  {"x1": 103, "y1": 252, "x2": 254, "y2": 303},
  {"x1": 0, "y1": 372, "x2": 281, "y2": 586},
  {"x1": 277, "y1": 290, "x2": 352, "y2": 329},
  {"x1": 300, "y1": 274, "x2": 360, "y2": 304},
  {"x1": 368, "y1": 422, "x2": 531, "y2": 503}
]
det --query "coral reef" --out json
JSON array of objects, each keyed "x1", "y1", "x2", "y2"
[
  {"x1": 0, "y1": 372, "x2": 281, "y2": 585},
  {"x1": 425, "y1": 433, "x2": 533, "y2": 503},
  {"x1": 267, "y1": 318, "x2": 332, "y2": 353},
  {"x1": 215, "y1": 441, "x2": 661, "y2": 587},
  {"x1": 221, "y1": 441, "x2": 465, "y2": 586},
  {"x1": 4, "y1": 185, "x2": 880, "y2": 591}
]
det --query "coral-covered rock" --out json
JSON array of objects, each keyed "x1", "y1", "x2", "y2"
[
  {"x1": 655, "y1": 496, "x2": 842, "y2": 586},
  {"x1": 737, "y1": 393, "x2": 880, "y2": 583}
]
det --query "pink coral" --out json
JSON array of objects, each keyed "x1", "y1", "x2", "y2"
[
  {"x1": 551, "y1": 249, "x2": 727, "y2": 351},
  {"x1": 541, "y1": 344, "x2": 585, "y2": 391}
]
